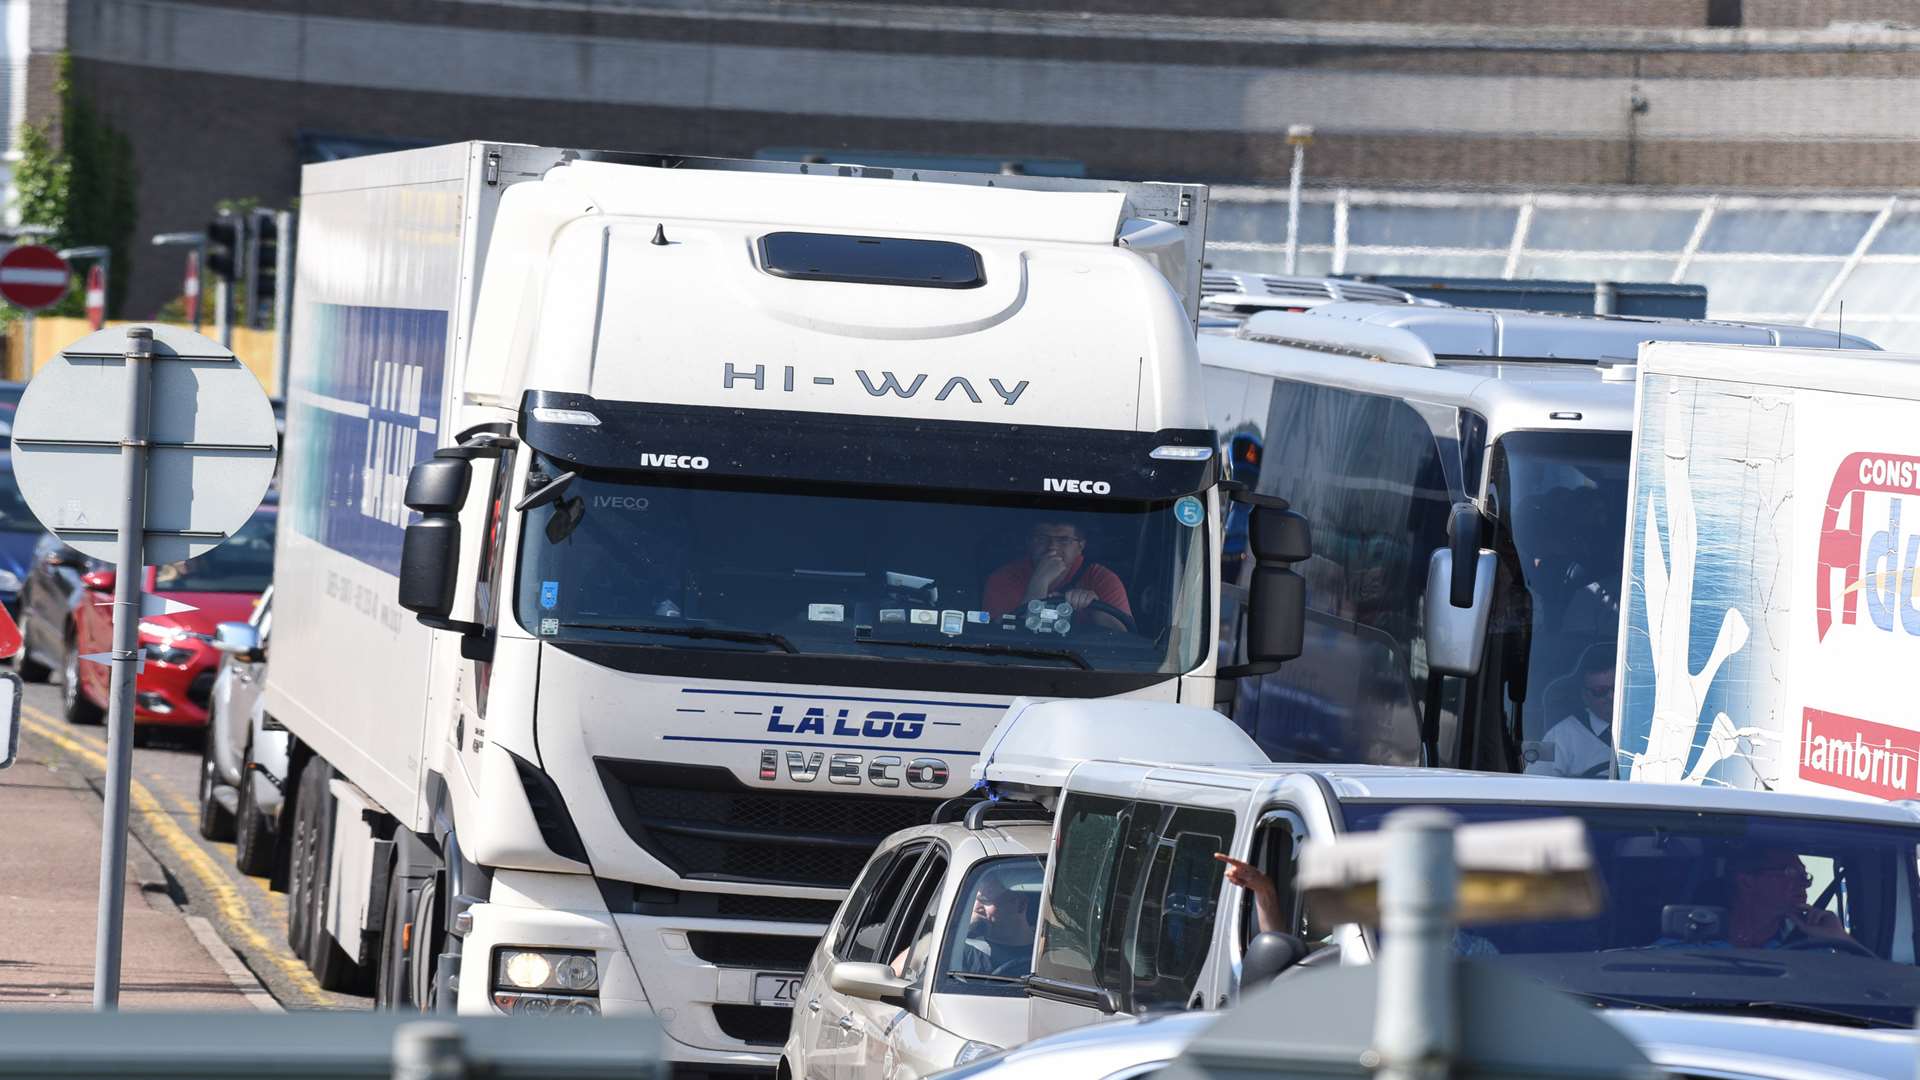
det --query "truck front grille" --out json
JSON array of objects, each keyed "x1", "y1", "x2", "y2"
[
  {"x1": 686, "y1": 932, "x2": 817, "y2": 970},
  {"x1": 596, "y1": 759, "x2": 935, "y2": 889}
]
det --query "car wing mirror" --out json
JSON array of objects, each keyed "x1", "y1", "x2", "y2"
[
  {"x1": 829, "y1": 961, "x2": 913, "y2": 1008},
  {"x1": 1240, "y1": 931, "x2": 1308, "y2": 992}
]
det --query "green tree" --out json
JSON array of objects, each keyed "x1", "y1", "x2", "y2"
[{"x1": 9, "y1": 53, "x2": 137, "y2": 320}]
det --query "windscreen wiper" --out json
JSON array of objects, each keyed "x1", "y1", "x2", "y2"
[
  {"x1": 1725, "y1": 1000, "x2": 1905, "y2": 1030},
  {"x1": 863, "y1": 637, "x2": 1090, "y2": 670},
  {"x1": 946, "y1": 972, "x2": 1025, "y2": 984},
  {"x1": 559, "y1": 622, "x2": 798, "y2": 654}
]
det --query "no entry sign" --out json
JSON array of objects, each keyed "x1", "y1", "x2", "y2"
[{"x1": 0, "y1": 245, "x2": 71, "y2": 311}]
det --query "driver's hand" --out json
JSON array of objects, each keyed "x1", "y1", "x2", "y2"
[
  {"x1": 1063, "y1": 588, "x2": 1098, "y2": 611},
  {"x1": 1027, "y1": 555, "x2": 1068, "y2": 597},
  {"x1": 1788, "y1": 905, "x2": 1852, "y2": 940}
]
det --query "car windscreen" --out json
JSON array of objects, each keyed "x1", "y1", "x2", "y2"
[{"x1": 1343, "y1": 799, "x2": 1920, "y2": 1027}]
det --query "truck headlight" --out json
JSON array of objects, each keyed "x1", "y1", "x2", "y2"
[{"x1": 493, "y1": 947, "x2": 599, "y2": 1014}]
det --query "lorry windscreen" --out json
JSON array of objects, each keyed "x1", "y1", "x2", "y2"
[
  {"x1": 1343, "y1": 799, "x2": 1920, "y2": 1027},
  {"x1": 512, "y1": 457, "x2": 1210, "y2": 685},
  {"x1": 1486, "y1": 431, "x2": 1631, "y2": 771}
]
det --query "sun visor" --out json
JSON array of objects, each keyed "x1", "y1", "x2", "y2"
[{"x1": 971, "y1": 698, "x2": 1265, "y2": 796}]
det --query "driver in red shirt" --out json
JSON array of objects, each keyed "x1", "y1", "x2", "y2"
[{"x1": 984, "y1": 520, "x2": 1132, "y2": 632}]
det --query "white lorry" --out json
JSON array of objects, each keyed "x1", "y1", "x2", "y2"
[
  {"x1": 265, "y1": 142, "x2": 1307, "y2": 1072},
  {"x1": 1616, "y1": 341, "x2": 1920, "y2": 800}
]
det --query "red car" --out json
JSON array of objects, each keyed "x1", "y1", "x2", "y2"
[{"x1": 65, "y1": 507, "x2": 276, "y2": 735}]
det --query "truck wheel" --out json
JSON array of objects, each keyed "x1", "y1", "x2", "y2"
[
  {"x1": 305, "y1": 763, "x2": 371, "y2": 993},
  {"x1": 196, "y1": 732, "x2": 235, "y2": 841},
  {"x1": 287, "y1": 762, "x2": 317, "y2": 959},
  {"x1": 408, "y1": 876, "x2": 444, "y2": 1011},
  {"x1": 233, "y1": 754, "x2": 274, "y2": 877},
  {"x1": 374, "y1": 865, "x2": 413, "y2": 1010}
]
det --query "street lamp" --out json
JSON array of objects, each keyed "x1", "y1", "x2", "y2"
[{"x1": 1285, "y1": 124, "x2": 1314, "y2": 275}]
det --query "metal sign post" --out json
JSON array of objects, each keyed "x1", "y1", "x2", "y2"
[
  {"x1": 9, "y1": 324, "x2": 277, "y2": 1010},
  {"x1": 92, "y1": 327, "x2": 153, "y2": 1010}
]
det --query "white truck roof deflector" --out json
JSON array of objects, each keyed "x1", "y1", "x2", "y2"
[{"x1": 972, "y1": 698, "x2": 1265, "y2": 794}]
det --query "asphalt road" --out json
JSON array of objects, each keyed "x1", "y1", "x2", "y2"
[{"x1": 14, "y1": 676, "x2": 373, "y2": 1012}]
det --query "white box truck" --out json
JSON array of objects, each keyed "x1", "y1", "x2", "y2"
[
  {"x1": 265, "y1": 142, "x2": 1308, "y2": 1072},
  {"x1": 1616, "y1": 340, "x2": 1916, "y2": 800}
]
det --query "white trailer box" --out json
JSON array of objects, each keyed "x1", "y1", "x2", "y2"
[{"x1": 1617, "y1": 340, "x2": 1920, "y2": 800}]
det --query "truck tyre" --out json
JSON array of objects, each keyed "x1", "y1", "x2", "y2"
[
  {"x1": 232, "y1": 752, "x2": 274, "y2": 877},
  {"x1": 305, "y1": 763, "x2": 371, "y2": 993},
  {"x1": 61, "y1": 630, "x2": 102, "y2": 725},
  {"x1": 287, "y1": 762, "x2": 318, "y2": 959},
  {"x1": 408, "y1": 876, "x2": 444, "y2": 1011},
  {"x1": 196, "y1": 732, "x2": 236, "y2": 841},
  {"x1": 374, "y1": 864, "x2": 413, "y2": 1010}
]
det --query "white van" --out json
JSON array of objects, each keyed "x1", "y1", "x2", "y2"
[{"x1": 982, "y1": 701, "x2": 1920, "y2": 1040}]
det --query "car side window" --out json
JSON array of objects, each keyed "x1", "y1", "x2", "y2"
[
  {"x1": 885, "y1": 853, "x2": 949, "y2": 984},
  {"x1": 1241, "y1": 810, "x2": 1309, "y2": 946},
  {"x1": 939, "y1": 856, "x2": 1046, "y2": 994},
  {"x1": 1035, "y1": 794, "x2": 1141, "y2": 989},
  {"x1": 832, "y1": 848, "x2": 901, "y2": 961},
  {"x1": 842, "y1": 844, "x2": 929, "y2": 965},
  {"x1": 1123, "y1": 806, "x2": 1235, "y2": 1011}
]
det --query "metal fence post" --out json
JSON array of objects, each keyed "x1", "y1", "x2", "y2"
[{"x1": 1371, "y1": 808, "x2": 1459, "y2": 1080}]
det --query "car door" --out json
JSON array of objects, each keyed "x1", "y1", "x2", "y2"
[
  {"x1": 851, "y1": 848, "x2": 948, "y2": 1080},
  {"x1": 810, "y1": 841, "x2": 931, "y2": 1080}
]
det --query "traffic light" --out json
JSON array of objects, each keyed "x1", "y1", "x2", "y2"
[
  {"x1": 205, "y1": 213, "x2": 241, "y2": 281},
  {"x1": 246, "y1": 208, "x2": 278, "y2": 329}
]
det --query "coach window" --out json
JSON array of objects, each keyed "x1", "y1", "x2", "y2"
[{"x1": 1234, "y1": 379, "x2": 1453, "y2": 764}]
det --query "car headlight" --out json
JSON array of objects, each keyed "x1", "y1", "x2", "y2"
[
  {"x1": 954, "y1": 1041, "x2": 1001, "y2": 1066},
  {"x1": 141, "y1": 642, "x2": 194, "y2": 665}
]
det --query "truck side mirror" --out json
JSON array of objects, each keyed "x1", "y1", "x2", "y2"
[
  {"x1": 1222, "y1": 504, "x2": 1311, "y2": 679},
  {"x1": 1241, "y1": 931, "x2": 1308, "y2": 992},
  {"x1": 398, "y1": 458, "x2": 472, "y2": 624}
]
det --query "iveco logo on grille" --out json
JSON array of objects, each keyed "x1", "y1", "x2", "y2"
[{"x1": 759, "y1": 749, "x2": 949, "y2": 789}]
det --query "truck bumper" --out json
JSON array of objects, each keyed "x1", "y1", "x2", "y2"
[{"x1": 461, "y1": 871, "x2": 815, "y2": 1069}]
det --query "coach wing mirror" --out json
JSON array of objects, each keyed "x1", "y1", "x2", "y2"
[
  {"x1": 830, "y1": 961, "x2": 915, "y2": 1009},
  {"x1": 1240, "y1": 931, "x2": 1308, "y2": 992},
  {"x1": 1425, "y1": 504, "x2": 1497, "y2": 677},
  {"x1": 1221, "y1": 502, "x2": 1310, "y2": 679}
]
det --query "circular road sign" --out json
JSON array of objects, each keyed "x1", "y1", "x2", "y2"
[
  {"x1": 0, "y1": 244, "x2": 72, "y2": 311},
  {"x1": 10, "y1": 325, "x2": 278, "y2": 565}
]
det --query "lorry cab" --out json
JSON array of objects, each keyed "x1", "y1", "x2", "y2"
[
  {"x1": 986, "y1": 701, "x2": 1920, "y2": 1044},
  {"x1": 1197, "y1": 300, "x2": 1877, "y2": 773}
]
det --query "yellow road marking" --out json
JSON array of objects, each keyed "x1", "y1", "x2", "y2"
[{"x1": 21, "y1": 708, "x2": 330, "y2": 1004}]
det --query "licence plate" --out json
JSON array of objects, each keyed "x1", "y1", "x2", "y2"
[{"x1": 755, "y1": 972, "x2": 802, "y2": 1008}]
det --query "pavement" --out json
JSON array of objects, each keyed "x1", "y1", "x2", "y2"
[{"x1": 0, "y1": 685, "x2": 368, "y2": 1012}]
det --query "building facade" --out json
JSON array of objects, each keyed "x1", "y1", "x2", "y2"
[{"x1": 23, "y1": 0, "x2": 1920, "y2": 314}]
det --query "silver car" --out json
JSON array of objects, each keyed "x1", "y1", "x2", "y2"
[
  {"x1": 782, "y1": 810, "x2": 1050, "y2": 1080},
  {"x1": 195, "y1": 586, "x2": 287, "y2": 875}
]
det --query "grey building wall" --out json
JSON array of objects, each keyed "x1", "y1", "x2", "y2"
[{"x1": 56, "y1": 0, "x2": 1920, "y2": 314}]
